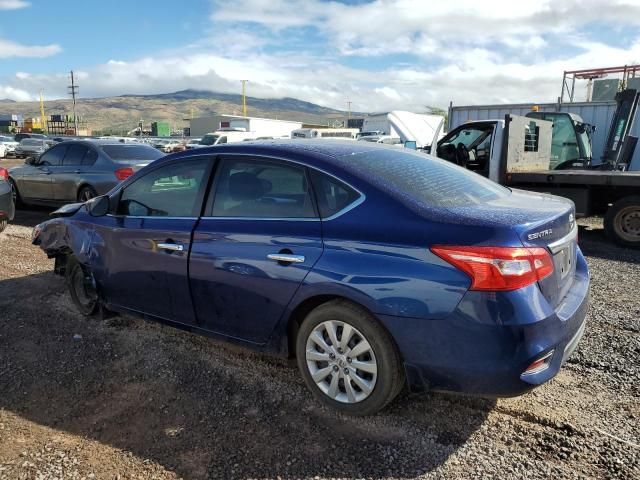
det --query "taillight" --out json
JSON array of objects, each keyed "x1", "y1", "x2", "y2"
[
  {"x1": 431, "y1": 245, "x2": 554, "y2": 291},
  {"x1": 0, "y1": 167, "x2": 8, "y2": 181},
  {"x1": 114, "y1": 167, "x2": 134, "y2": 181}
]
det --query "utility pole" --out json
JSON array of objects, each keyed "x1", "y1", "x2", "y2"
[
  {"x1": 241, "y1": 80, "x2": 248, "y2": 117},
  {"x1": 346, "y1": 100, "x2": 352, "y2": 128},
  {"x1": 68, "y1": 70, "x2": 79, "y2": 134},
  {"x1": 39, "y1": 90, "x2": 47, "y2": 134}
]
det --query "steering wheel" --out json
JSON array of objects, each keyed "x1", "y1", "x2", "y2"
[
  {"x1": 554, "y1": 159, "x2": 587, "y2": 170},
  {"x1": 455, "y1": 143, "x2": 470, "y2": 168}
]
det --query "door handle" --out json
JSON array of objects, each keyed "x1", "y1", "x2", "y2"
[
  {"x1": 157, "y1": 242, "x2": 184, "y2": 252},
  {"x1": 40, "y1": 168, "x2": 51, "y2": 175},
  {"x1": 74, "y1": 169, "x2": 81, "y2": 174},
  {"x1": 267, "y1": 253, "x2": 305, "y2": 263}
]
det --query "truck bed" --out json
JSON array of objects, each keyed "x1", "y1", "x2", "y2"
[{"x1": 508, "y1": 169, "x2": 640, "y2": 187}]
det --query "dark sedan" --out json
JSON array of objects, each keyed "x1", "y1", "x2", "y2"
[
  {"x1": 9, "y1": 140, "x2": 164, "y2": 206},
  {"x1": 0, "y1": 167, "x2": 15, "y2": 232},
  {"x1": 33, "y1": 141, "x2": 589, "y2": 415}
]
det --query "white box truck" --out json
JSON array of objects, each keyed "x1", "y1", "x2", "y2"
[
  {"x1": 362, "y1": 111, "x2": 444, "y2": 149},
  {"x1": 189, "y1": 115, "x2": 302, "y2": 139}
]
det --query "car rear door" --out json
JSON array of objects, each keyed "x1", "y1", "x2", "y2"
[
  {"x1": 52, "y1": 143, "x2": 92, "y2": 202},
  {"x1": 19, "y1": 144, "x2": 67, "y2": 200},
  {"x1": 189, "y1": 155, "x2": 323, "y2": 343},
  {"x1": 90, "y1": 157, "x2": 212, "y2": 323}
]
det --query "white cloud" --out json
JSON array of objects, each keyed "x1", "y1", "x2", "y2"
[
  {"x1": 0, "y1": 85, "x2": 33, "y2": 101},
  {"x1": 4, "y1": 0, "x2": 640, "y2": 113},
  {"x1": 0, "y1": 39, "x2": 61, "y2": 58},
  {"x1": 0, "y1": 0, "x2": 29, "y2": 10}
]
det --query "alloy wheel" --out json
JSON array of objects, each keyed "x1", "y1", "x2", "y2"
[{"x1": 305, "y1": 320, "x2": 377, "y2": 404}]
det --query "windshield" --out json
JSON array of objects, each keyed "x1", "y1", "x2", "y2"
[
  {"x1": 200, "y1": 134, "x2": 219, "y2": 146},
  {"x1": 22, "y1": 139, "x2": 42, "y2": 146},
  {"x1": 102, "y1": 144, "x2": 164, "y2": 162},
  {"x1": 338, "y1": 149, "x2": 509, "y2": 208}
]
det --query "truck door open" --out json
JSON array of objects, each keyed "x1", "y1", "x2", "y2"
[{"x1": 500, "y1": 115, "x2": 553, "y2": 182}]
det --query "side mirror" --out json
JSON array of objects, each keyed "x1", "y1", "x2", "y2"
[
  {"x1": 26, "y1": 157, "x2": 36, "y2": 165},
  {"x1": 86, "y1": 195, "x2": 110, "y2": 217}
]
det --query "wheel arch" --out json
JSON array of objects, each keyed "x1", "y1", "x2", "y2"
[
  {"x1": 285, "y1": 294, "x2": 398, "y2": 360},
  {"x1": 76, "y1": 183, "x2": 95, "y2": 201}
]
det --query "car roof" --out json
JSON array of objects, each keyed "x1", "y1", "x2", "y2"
[{"x1": 171, "y1": 139, "x2": 391, "y2": 162}]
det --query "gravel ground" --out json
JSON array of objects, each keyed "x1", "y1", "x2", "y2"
[{"x1": 0, "y1": 206, "x2": 638, "y2": 480}]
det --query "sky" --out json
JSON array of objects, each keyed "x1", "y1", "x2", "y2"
[{"x1": 1, "y1": 0, "x2": 640, "y2": 112}]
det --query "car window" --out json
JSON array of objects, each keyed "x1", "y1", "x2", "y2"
[
  {"x1": 117, "y1": 159, "x2": 209, "y2": 217},
  {"x1": 38, "y1": 145, "x2": 68, "y2": 166},
  {"x1": 63, "y1": 144, "x2": 89, "y2": 166},
  {"x1": 82, "y1": 149, "x2": 99, "y2": 166},
  {"x1": 210, "y1": 158, "x2": 316, "y2": 218},
  {"x1": 309, "y1": 169, "x2": 361, "y2": 218},
  {"x1": 337, "y1": 149, "x2": 509, "y2": 208},
  {"x1": 102, "y1": 144, "x2": 164, "y2": 163}
]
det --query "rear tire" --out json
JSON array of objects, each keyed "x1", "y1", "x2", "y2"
[
  {"x1": 296, "y1": 299, "x2": 404, "y2": 416},
  {"x1": 604, "y1": 195, "x2": 640, "y2": 248},
  {"x1": 78, "y1": 185, "x2": 97, "y2": 202},
  {"x1": 66, "y1": 257, "x2": 99, "y2": 317}
]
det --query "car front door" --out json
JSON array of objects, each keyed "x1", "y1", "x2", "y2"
[
  {"x1": 189, "y1": 155, "x2": 323, "y2": 343},
  {"x1": 19, "y1": 144, "x2": 67, "y2": 200},
  {"x1": 52, "y1": 143, "x2": 92, "y2": 202},
  {"x1": 90, "y1": 157, "x2": 212, "y2": 323}
]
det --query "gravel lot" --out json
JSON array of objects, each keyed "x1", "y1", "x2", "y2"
[{"x1": 0, "y1": 199, "x2": 638, "y2": 479}]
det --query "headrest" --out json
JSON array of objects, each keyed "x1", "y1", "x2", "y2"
[{"x1": 229, "y1": 172, "x2": 265, "y2": 201}]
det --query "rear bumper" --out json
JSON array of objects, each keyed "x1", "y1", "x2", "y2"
[{"x1": 378, "y1": 248, "x2": 590, "y2": 397}]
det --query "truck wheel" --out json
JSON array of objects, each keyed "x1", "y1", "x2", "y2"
[
  {"x1": 604, "y1": 195, "x2": 640, "y2": 248},
  {"x1": 296, "y1": 300, "x2": 404, "y2": 416}
]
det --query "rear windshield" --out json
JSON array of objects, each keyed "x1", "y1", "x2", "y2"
[
  {"x1": 339, "y1": 149, "x2": 509, "y2": 208},
  {"x1": 102, "y1": 144, "x2": 164, "y2": 162},
  {"x1": 200, "y1": 134, "x2": 219, "y2": 146}
]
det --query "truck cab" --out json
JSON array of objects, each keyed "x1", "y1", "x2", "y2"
[{"x1": 436, "y1": 112, "x2": 592, "y2": 181}]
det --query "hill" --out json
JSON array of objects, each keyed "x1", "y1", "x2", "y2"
[{"x1": 0, "y1": 89, "x2": 354, "y2": 135}]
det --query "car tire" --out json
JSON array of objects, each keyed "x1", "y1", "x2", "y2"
[
  {"x1": 66, "y1": 256, "x2": 100, "y2": 317},
  {"x1": 8, "y1": 178, "x2": 23, "y2": 208},
  {"x1": 604, "y1": 195, "x2": 640, "y2": 248},
  {"x1": 296, "y1": 299, "x2": 404, "y2": 416},
  {"x1": 0, "y1": 219, "x2": 7, "y2": 233},
  {"x1": 78, "y1": 185, "x2": 98, "y2": 202}
]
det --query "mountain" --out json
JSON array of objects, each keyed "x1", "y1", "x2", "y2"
[{"x1": 0, "y1": 90, "x2": 353, "y2": 135}]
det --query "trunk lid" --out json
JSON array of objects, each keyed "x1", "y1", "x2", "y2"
[{"x1": 444, "y1": 189, "x2": 577, "y2": 308}]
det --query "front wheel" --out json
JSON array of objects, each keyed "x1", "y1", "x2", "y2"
[
  {"x1": 604, "y1": 196, "x2": 640, "y2": 248},
  {"x1": 8, "y1": 179, "x2": 23, "y2": 208},
  {"x1": 66, "y1": 257, "x2": 99, "y2": 316},
  {"x1": 296, "y1": 300, "x2": 404, "y2": 416},
  {"x1": 78, "y1": 185, "x2": 98, "y2": 202}
]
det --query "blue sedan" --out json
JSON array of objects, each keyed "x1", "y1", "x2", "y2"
[{"x1": 33, "y1": 141, "x2": 589, "y2": 415}]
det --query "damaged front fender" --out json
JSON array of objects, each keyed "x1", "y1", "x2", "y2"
[{"x1": 33, "y1": 217, "x2": 97, "y2": 274}]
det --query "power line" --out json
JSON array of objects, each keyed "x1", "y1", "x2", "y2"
[
  {"x1": 68, "y1": 70, "x2": 79, "y2": 134},
  {"x1": 241, "y1": 80, "x2": 248, "y2": 117}
]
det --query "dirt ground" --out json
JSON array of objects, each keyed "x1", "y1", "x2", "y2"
[{"x1": 0, "y1": 196, "x2": 638, "y2": 479}]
